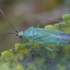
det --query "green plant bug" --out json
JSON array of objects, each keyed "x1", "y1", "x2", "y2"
[{"x1": 0, "y1": 9, "x2": 70, "y2": 52}]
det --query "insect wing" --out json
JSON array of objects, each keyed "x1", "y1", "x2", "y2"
[
  {"x1": 56, "y1": 33, "x2": 70, "y2": 44},
  {"x1": 31, "y1": 28, "x2": 69, "y2": 46},
  {"x1": 23, "y1": 27, "x2": 69, "y2": 46}
]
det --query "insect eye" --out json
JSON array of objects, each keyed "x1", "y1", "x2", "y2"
[
  {"x1": 19, "y1": 35, "x2": 22, "y2": 38},
  {"x1": 19, "y1": 30, "x2": 22, "y2": 32}
]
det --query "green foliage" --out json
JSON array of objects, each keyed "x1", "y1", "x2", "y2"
[{"x1": 62, "y1": 14, "x2": 70, "y2": 24}]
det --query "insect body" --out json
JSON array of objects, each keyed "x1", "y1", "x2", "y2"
[
  {"x1": 0, "y1": 9, "x2": 70, "y2": 52},
  {"x1": 18, "y1": 27, "x2": 70, "y2": 52}
]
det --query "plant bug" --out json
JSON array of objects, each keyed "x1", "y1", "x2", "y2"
[{"x1": 0, "y1": 9, "x2": 70, "y2": 52}]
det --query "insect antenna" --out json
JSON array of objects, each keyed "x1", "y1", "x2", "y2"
[
  {"x1": 0, "y1": 32, "x2": 18, "y2": 42},
  {"x1": 0, "y1": 9, "x2": 18, "y2": 33},
  {"x1": 39, "y1": 18, "x2": 60, "y2": 22},
  {"x1": 8, "y1": 32, "x2": 18, "y2": 36}
]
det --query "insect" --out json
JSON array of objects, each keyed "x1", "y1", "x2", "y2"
[{"x1": 0, "y1": 9, "x2": 70, "y2": 52}]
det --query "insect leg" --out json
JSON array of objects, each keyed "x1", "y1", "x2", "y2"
[
  {"x1": 35, "y1": 21, "x2": 40, "y2": 28},
  {"x1": 29, "y1": 46, "x2": 33, "y2": 51},
  {"x1": 21, "y1": 42, "x2": 34, "y2": 52},
  {"x1": 20, "y1": 42, "x2": 30, "y2": 47},
  {"x1": 44, "y1": 46, "x2": 59, "y2": 52}
]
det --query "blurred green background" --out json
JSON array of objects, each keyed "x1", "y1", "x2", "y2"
[{"x1": 0, "y1": 0, "x2": 70, "y2": 54}]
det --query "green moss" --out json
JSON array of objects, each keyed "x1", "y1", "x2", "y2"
[
  {"x1": 62, "y1": 14, "x2": 70, "y2": 24},
  {"x1": 0, "y1": 43, "x2": 70, "y2": 70}
]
